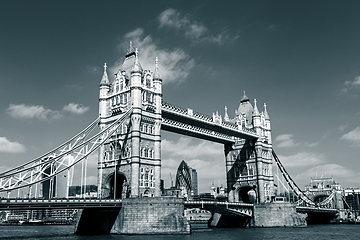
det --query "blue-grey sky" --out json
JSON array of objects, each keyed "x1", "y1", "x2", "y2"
[{"x1": 1, "y1": 1, "x2": 360, "y2": 194}]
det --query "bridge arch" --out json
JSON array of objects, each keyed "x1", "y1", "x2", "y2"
[
  {"x1": 105, "y1": 172, "x2": 128, "y2": 199},
  {"x1": 236, "y1": 185, "x2": 257, "y2": 204}
]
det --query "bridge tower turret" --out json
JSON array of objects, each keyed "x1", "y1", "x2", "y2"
[
  {"x1": 99, "y1": 63, "x2": 110, "y2": 118},
  {"x1": 129, "y1": 49, "x2": 142, "y2": 197},
  {"x1": 263, "y1": 103, "x2": 271, "y2": 144},
  {"x1": 252, "y1": 99, "x2": 261, "y2": 135},
  {"x1": 98, "y1": 63, "x2": 110, "y2": 198}
]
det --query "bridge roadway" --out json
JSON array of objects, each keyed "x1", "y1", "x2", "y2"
[
  {"x1": 0, "y1": 198, "x2": 337, "y2": 216},
  {"x1": 0, "y1": 198, "x2": 253, "y2": 211}
]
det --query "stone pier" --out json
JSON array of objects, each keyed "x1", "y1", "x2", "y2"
[
  {"x1": 75, "y1": 197, "x2": 190, "y2": 235},
  {"x1": 249, "y1": 202, "x2": 307, "y2": 227}
]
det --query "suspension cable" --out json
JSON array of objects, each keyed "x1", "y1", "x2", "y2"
[
  {"x1": 0, "y1": 117, "x2": 100, "y2": 177},
  {"x1": 0, "y1": 108, "x2": 132, "y2": 192},
  {"x1": 272, "y1": 149, "x2": 315, "y2": 206}
]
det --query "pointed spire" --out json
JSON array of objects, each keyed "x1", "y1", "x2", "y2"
[
  {"x1": 131, "y1": 48, "x2": 141, "y2": 73},
  {"x1": 264, "y1": 103, "x2": 270, "y2": 119},
  {"x1": 127, "y1": 41, "x2": 134, "y2": 54},
  {"x1": 241, "y1": 91, "x2": 249, "y2": 103},
  {"x1": 154, "y1": 57, "x2": 161, "y2": 79},
  {"x1": 224, "y1": 106, "x2": 229, "y2": 121},
  {"x1": 253, "y1": 99, "x2": 260, "y2": 116},
  {"x1": 100, "y1": 62, "x2": 110, "y2": 86}
]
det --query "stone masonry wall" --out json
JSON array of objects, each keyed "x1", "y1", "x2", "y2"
[
  {"x1": 111, "y1": 197, "x2": 190, "y2": 234},
  {"x1": 250, "y1": 202, "x2": 307, "y2": 227}
]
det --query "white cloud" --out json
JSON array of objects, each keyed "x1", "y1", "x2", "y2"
[
  {"x1": 63, "y1": 103, "x2": 89, "y2": 114},
  {"x1": 158, "y1": 8, "x2": 188, "y2": 29},
  {"x1": 162, "y1": 137, "x2": 221, "y2": 158},
  {"x1": 7, "y1": 104, "x2": 62, "y2": 120},
  {"x1": 277, "y1": 152, "x2": 325, "y2": 168},
  {"x1": 294, "y1": 164, "x2": 360, "y2": 189},
  {"x1": 185, "y1": 23, "x2": 208, "y2": 40},
  {"x1": 345, "y1": 76, "x2": 360, "y2": 86},
  {"x1": 158, "y1": 8, "x2": 231, "y2": 45},
  {"x1": 113, "y1": 28, "x2": 195, "y2": 84},
  {"x1": 0, "y1": 137, "x2": 26, "y2": 153},
  {"x1": 86, "y1": 65, "x2": 100, "y2": 73},
  {"x1": 339, "y1": 124, "x2": 348, "y2": 132},
  {"x1": 343, "y1": 76, "x2": 360, "y2": 93},
  {"x1": 304, "y1": 142, "x2": 319, "y2": 147},
  {"x1": 275, "y1": 134, "x2": 300, "y2": 148},
  {"x1": 275, "y1": 134, "x2": 318, "y2": 148},
  {"x1": 340, "y1": 127, "x2": 360, "y2": 146},
  {"x1": 268, "y1": 24, "x2": 277, "y2": 31}
]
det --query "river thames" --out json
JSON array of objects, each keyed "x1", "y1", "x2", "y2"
[{"x1": 0, "y1": 224, "x2": 359, "y2": 240}]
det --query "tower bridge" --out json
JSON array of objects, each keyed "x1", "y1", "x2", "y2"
[{"x1": 0, "y1": 45, "x2": 340, "y2": 234}]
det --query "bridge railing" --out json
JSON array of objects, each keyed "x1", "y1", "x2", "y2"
[
  {"x1": 0, "y1": 198, "x2": 123, "y2": 204},
  {"x1": 162, "y1": 118, "x2": 237, "y2": 142},
  {"x1": 185, "y1": 200, "x2": 253, "y2": 207},
  {"x1": 162, "y1": 102, "x2": 257, "y2": 137}
]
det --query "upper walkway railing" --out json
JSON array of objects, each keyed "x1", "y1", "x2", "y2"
[{"x1": 161, "y1": 102, "x2": 258, "y2": 142}]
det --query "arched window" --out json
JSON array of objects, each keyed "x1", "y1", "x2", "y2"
[
  {"x1": 146, "y1": 77, "x2": 151, "y2": 88},
  {"x1": 124, "y1": 146, "x2": 131, "y2": 158},
  {"x1": 142, "y1": 148, "x2": 146, "y2": 157}
]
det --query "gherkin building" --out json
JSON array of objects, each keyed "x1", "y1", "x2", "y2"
[{"x1": 175, "y1": 160, "x2": 198, "y2": 199}]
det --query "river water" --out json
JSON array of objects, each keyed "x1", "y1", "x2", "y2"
[{"x1": 0, "y1": 224, "x2": 359, "y2": 240}]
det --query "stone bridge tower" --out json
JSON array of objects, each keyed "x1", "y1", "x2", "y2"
[
  {"x1": 224, "y1": 92, "x2": 274, "y2": 204},
  {"x1": 97, "y1": 46, "x2": 162, "y2": 198}
]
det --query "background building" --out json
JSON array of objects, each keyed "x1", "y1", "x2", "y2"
[{"x1": 175, "y1": 160, "x2": 198, "y2": 199}]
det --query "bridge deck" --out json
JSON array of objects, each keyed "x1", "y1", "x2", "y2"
[
  {"x1": 0, "y1": 198, "x2": 123, "y2": 210},
  {"x1": 0, "y1": 198, "x2": 338, "y2": 216}
]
